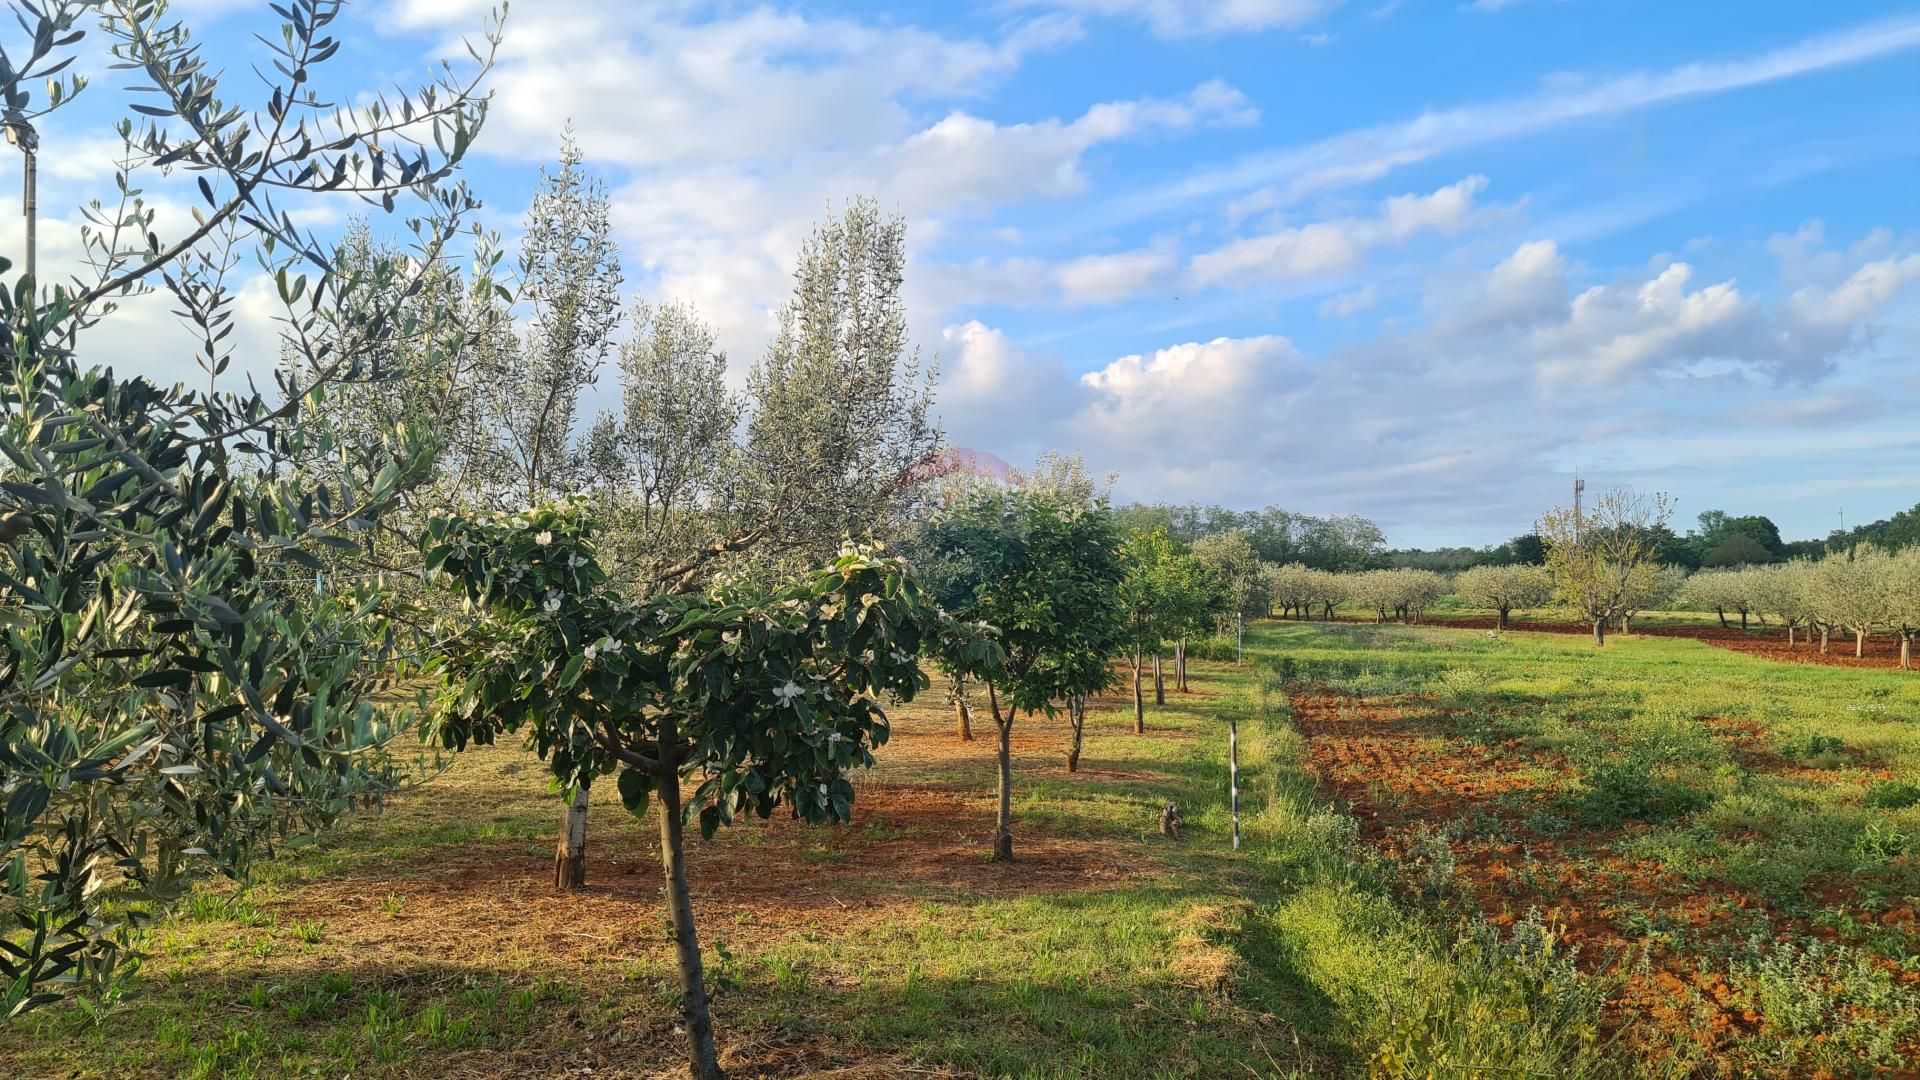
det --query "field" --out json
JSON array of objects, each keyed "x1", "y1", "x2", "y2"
[{"x1": 4, "y1": 621, "x2": 1919, "y2": 1078}]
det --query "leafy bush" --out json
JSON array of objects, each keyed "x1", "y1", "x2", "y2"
[
  {"x1": 1368, "y1": 912, "x2": 1611, "y2": 1079},
  {"x1": 1865, "y1": 780, "x2": 1920, "y2": 810},
  {"x1": 1726, "y1": 938, "x2": 1920, "y2": 1072},
  {"x1": 1433, "y1": 667, "x2": 1495, "y2": 700},
  {"x1": 1801, "y1": 734, "x2": 1845, "y2": 759}
]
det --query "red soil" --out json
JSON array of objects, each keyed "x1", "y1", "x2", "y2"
[{"x1": 1289, "y1": 687, "x2": 1920, "y2": 1075}]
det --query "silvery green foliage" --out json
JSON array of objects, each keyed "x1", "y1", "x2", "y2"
[
  {"x1": 746, "y1": 199, "x2": 940, "y2": 567},
  {"x1": 592, "y1": 300, "x2": 744, "y2": 588},
  {"x1": 0, "y1": 0, "x2": 497, "y2": 1014},
  {"x1": 488, "y1": 135, "x2": 623, "y2": 506}
]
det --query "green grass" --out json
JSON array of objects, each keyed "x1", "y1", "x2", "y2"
[
  {"x1": 1251, "y1": 618, "x2": 1920, "y2": 1075},
  {"x1": 7, "y1": 622, "x2": 1916, "y2": 1076}
]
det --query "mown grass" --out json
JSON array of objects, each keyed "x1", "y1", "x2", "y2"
[
  {"x1": 0, "y1": 641, "x2": 1622, "y2": 1078},
  {"x1": 11, "y1": 621, "x2": 1909, "y2": 1078}
]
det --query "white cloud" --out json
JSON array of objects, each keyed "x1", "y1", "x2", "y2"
[
  {"x1": 1121, "y1": 15, "x2": 1920, "y2": 220},
  {"x1": 1191, "y1": 175, "x2": 1497, "y2": 285},
  {"x1": 887, "y1": 80, "x2": 1256, "y2": 210},
  {"x1": 932, "y1": 231, "x2": 1920, "y2": 539},
  {"x1": 1035, "y1": 0, "x2": 1337, "y2": 37},
  {"x1": 1057, "y1": 247, "x2": 1180, "y2": 303},
  {"x1": 1319, "y1": 283, "x2": 1378, "y2": 318}
]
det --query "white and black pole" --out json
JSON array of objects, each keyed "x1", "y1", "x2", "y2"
[{"x1": 1228, "y1": 717, "x2": 1240, "y2": 851}]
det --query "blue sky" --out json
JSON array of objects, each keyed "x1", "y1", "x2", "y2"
[{"x1": 31, "y1": 0, "x2": 1920, "y2": 547}]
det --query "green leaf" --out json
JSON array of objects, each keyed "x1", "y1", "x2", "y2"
[{"x1": 615, "y1": 768, "x2": 651, "y2": 820}]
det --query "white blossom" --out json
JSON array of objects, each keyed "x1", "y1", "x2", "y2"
[
  {"x1": 543, "y1": 591, "x2": 563, "y2": 613},
  {"x1": 772, "y1": 681, "x2": 804, "y2": 706},
  {"x1": 535, "y1": 530, "x2": 553, "y2": 546}
]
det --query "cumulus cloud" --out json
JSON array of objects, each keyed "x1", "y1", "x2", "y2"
[{"x1": 936, "y1": 231, "x2": 1920, "y2": 537}]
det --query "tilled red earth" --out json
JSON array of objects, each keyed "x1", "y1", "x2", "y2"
[{"x1": 1290, "y1": 687, "x2": 1920, "y2": 1077}]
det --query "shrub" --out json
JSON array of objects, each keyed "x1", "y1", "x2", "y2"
[
  {"x1": 1801, "y1": 734, "x2": 1845, "y2": 758},
  {"x1": 1865, "y1": 780, "x2": 1920, "y2": 810}
]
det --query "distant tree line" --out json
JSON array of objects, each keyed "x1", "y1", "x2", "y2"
[
  {"x1": 1112, "y1": 504, "x2": 1389, "y2": 572},
  {"x1": 1381, "y1": 502, "x2": 1920, "y2": 574}
]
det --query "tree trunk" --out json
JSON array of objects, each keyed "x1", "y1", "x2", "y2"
[
  {"x1": 1497, "y1": 605, "x2": 1509, "y2": 630},
  {"x1": 1620, "y1": 614, "x2": 1630, "y2": 634},
  {"x1": 1856, "y1": 629, "x2": 1866, "y2": 659},
  {"x1": 1787, "y1": 624, "x2": 1795, "y2": 648},
  {"x1": 1592, "y1": 618, "x2": 1607, "y2": 647},
  {"x1": 554, "y1": 786, "x2": 589, "y2": 891},
  {"x1": 1153, "y1": 653, "x2": 1165, "y2": 706},
  {"x1": 1902, "y1": 634, "x2": 1913, "y2": 671},
  {"x1": 1066, "y1": 694, "x2": 1084, "y2": 772},
  {"x1": 655, "y1": 749, "x2": 723, "y2": 1080},
  {"x1": 1740, "y1": 610, "x2": 1748, "y2": 631},
  {"x1": 1132, "y1": 648, "x2": 1145, "y2": 734},
  {"x1": 954, "y1": 675, "x2": 973, "y2": 742},
  {"x1": 990, "y1": 684, "x2": 1013, "y2": 862},
  {"x1": 1176, "y1": 638, "x2": 1188, "y2": 692},
  {"x1": 1716, "y1": 608, "x2": 1728, "y2": 628},
  {"x1": 1820, "y1": 626, "x2": 1830, "y2": 654}
]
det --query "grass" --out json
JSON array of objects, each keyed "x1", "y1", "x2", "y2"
[
  {"x1": 1258, "y1": 618, "x2": 1920, "y2": 1076},
  {"x1": 5, "y1": 621, "x2": 1915, "y2": 1077}
]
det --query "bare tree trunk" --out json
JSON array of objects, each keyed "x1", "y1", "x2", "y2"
[
  {"x1": 1176, "y1": 637, "x2": 1188, "y2": 692},
  {"x1": 1787, "y1": 623, "x2": 1795, "y2": 648},
  {"x1": 954, "y1": 674, "x2": 973, "y2": 742},
  {"x1": 990, "y1": 684, "x2": 1013, "y2": 862},
  {"x1": 1856, "y1": 630, "x2": 1866, "y2": 659},
  {"x1": 1592, "y1": 618, "x2": 1607, "y2": 647},
  {"x1": 1065, "y1": 694, "x2": 1085, "y2": 772},
  {"x1": 655, "y1": 747, "x2": 723, "y2": 1080},
  {"x1": 1620, "y1": 613, "x2": 1630, "y2": 634},
  {"x1": 1716, "y1": 608, "x2": 1728, "y2": 628},
  {"x1": 1132, "y1": 648, "x2": 1145, "y2": 734},
  {"x1": 1902, "y1": 634, "x2": 1913, "y2": 671},
  {"x1": 1497, "y1": 605, "x2": 1510, "y2": 630},
  {"x1": 1153, "y1": 653, "x2": 1165, "y2": 706},
  {"x1": 1820, "y1": 626, "x2": 1830, "y2": 654},
  {"x1": 554, "y1": 786, "x2": 589, "y2": 891},
  {"x1": 1740, "y1": 610, "x2": 1749, "y2": 631}
]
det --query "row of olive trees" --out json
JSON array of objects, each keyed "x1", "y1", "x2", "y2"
[{"x1": 1686, "y1": 548, "x2": 1920, "y2": 667}]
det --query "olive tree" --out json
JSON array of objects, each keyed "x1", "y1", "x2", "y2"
[
  {"x1": 1347, "y1": 568, "x2": 1445, "y2": 624},
  {"x1": 1685, "y1": 568, "x2": 1763, "y2": 630},
  {"x1": 1888, "y1": 548, "x2": 1920, "y2": 671},
  {"x1": 743, "y1": 199, "x2": 940, "y2": 567},
  {"x1": 1746, "y1": 563, "x2": 1815, "y2": 646},
  {"x1": 1536, "y1": 487, "x2": 1674, "y2": 646},
  {"x1": 1811, "y1": 545, "x2": 1892, "y2": 659},
  {"x1": 0, "y1": 0, "x2": 496, "y2": 1013},
  {"x1": 1454, "y1": 564, "x2": 1550, "y2": 629},
  {"x1": 423, "y1": 507, "x2": 983, "y2": 1079},
  {"x1": 1618, "y1": 564, "x2": 1687, "y2": 634}
]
